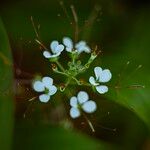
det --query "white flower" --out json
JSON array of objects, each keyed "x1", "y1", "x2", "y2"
[
  {"x1": 33, "y1": 76, "x2": 57, "y2": 103},
  {"x1": 70, "y1": 91, "x2": 97, "y2": 119},
  {"x1": 62, "y1": 37, "x2": 73, "y2": 52},
  {"x1": 89, "y1": 67, "x2": 112, "y2": 94},
  {"x1": 43, "y1": 41, "x2": 64, "y2": 58},
  {"x1": 75, "y1": 41, "x2": 91, "y2": 54},
  {"x1": 63, "y1": 37, "x2": 91, "y2": 54}
]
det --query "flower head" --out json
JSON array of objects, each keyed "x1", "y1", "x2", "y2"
[
  {"x1": 33, "y1": 76, "x2": 57, "y2": 103},
  {"x1": 89, "y1": 67, "x2": 112, "y2": 94},
  {"x1": 43, "y1": 41, "x2": 64, "y2": 59},
  {"x1": 70, "y1": 91, "x2": 97, "y2": 119},
  {"x1": 63, "y1": 37, "x2": 91, "y2": 54},
  {"x1": 63, "y1": 37, "x2": 73, "y2": 52},
  {"x1": 75, "y1": 41, "x2": 91, "y2": 54}
]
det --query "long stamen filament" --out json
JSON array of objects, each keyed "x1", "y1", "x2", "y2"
[{"x1": 83, "y1": 114, "x2": 95, "y2": 133}]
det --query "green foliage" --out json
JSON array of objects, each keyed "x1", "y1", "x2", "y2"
[
  {"x1": 104, "y1": 11, "x2": 150, "y2": 130},
  {"x1": 0, "y1": 1, "x2": 150, "y2": 150},
  {"x1": 0, "y1": 18, "x2": 117, "y2": 150},
  {"x1": 13, "y1": 123, "x2": 118, "y2": 150},
  {"x1": 0, "y1": 18, "x2": 14, "y2": 150}
]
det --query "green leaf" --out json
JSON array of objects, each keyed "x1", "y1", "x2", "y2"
[
  {"x1": 103, "y1": 11, "x2": 150, "y2": 131},
  {"x1": 13, "y1": 123, "x2": 118, "y2": 150},
  {"x1": 0, "y1": 18, "x2": 14, "y2": 150}
]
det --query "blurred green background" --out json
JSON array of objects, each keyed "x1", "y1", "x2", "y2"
[{"x1": 0, "y1": 0, "x2": 150, "y2": 150}]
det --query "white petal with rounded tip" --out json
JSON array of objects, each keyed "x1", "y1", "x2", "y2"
[
  {"x1": 43, "y1": 51, "x2": 52, "y2": 58},
  {"x1": 63, "y1": 37, "x2": 73, "y2": 49},
  {"x1": 54, "y1": 45, "x2": 64, "y2": 54},
  {"x1": 77, "y1": 91, "x2": 89, "y2": 104},
  {"x1": 83, "y1": 46, "x2": 91, "y2": 53},
  {"x1": 70, "y1": 107, "x2": 80, "y2": 119},
  {"x1": 76, "y1": 49, "x2": 82, "y2": 54},
  {"x1": 82, "y1": 100, "x2": 97, "y2": 113},
  {"x1": 50, "y1": 41, "x2": 59, "y2": 51},
  {"x1": 50, "y1": 52, "x2": 61, "y2": 58},
  {"x1": 75, "y1": 41, "x2": 86, "y2": 49},
  {"x1": 33, "y1": 81, "x2": 44, "y2": 92},
  {"x1": 89, "y1": 76, "x2": 98, "y2": 86},
  {"x1": 99, "y1": 69, "x2": 112, "y2": 83},
  {"x1": 39, "y1": 94, "x2": 50, "y2": 103},
  {"x1": 77, "y1": 45, "x2": 91, "y2": 54},
  {"x1": 70, "y1": 96, "x2": 78, "y2": 107},
  {"x1": 77, "y1": 46, "x2": 85, "y2": 54},
  {"x1": 48, "y1": 85, "x2": 57, "y2": 95},
  {"x1": 94, "y1": 67, "x2": 102, "y2": 80},
  {"x1": 66, "y1": 47, "x2": 72, "y2": 52},
  {"x1": 96, "y1": 85, "x2": 108, "y2": 94},
  {"x1": 42, "y1": 77, "x2": 53, "y2": 87}
]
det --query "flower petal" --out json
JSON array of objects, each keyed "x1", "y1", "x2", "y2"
[
  {"x1": 33, "y1": 81, "x2": 44, "y2": 92},
  {"x1": 76, "y1": 46, "x2": 85, "y2": 54},
  {"x1": 75, "y1": 41, "x2": 86, "y2": 49},
  {"x1": 66, "y1": 47, "x2": 72, "y2": 52},
  {"x1": 49, "y1": 52, "x2": 61, "y2": 58},
  {"x1": 48, "y1": 85, "x2": 57, "y2": 95},
  {"x1": 70, "y1": 107, "x2": 80, "y2": 119},
  {"x1": 77, "y1": 45, "x2": 91, "y2": 54},
  {"x1": 96, "y1": 85, "x2": 108, "y2": 94},
  {"x1": 43, "y1": 51, "x2": 52, "y2": 58},
  {"x1": 82, "y1": 46, "x2": 91, "y2": 53},
  {"x1": 77, "y1": 91, "x2": 89, "y2": 104},
  {"x1": 50, "y1": 41, "x2": 59, "y2": 51},
  {"x1": 39, "y1": 94, "x2": 50, "y2": 103},
  {"x1": 94, "y1": 67, "x2": 102, "y2": 80},
  {"x1": 42, "y1": 77, "x2": 53, "y2": 87},
  {"x1": 99, "y1": 69, "x2": 112, "y2": 83},
  {"x1": 89, "y1": 76, "x2": 98, "y2": 86},
  {"x1": 63, "y1": 37, "x2": 73, "y2": 50},
  {"x1": 82, "y1": 100, "x2": 97, "y2": 113},
  {"x1": 70, "y1": 96, "x2": 78, "y2": 107},
  {"x1": 54, "y1": 44, "x2": 64, "y2": 54}
]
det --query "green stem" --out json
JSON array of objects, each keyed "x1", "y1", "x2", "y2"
[
  {"x1": 56, "y1": 61, "x2": 65, "y2": 72},
  {"x1": 69, "y1": 80, "x2": 91, "y2": 87},
  {"x1": 80, "y1": 54, "x2": 97, "y2": 72},
  {"x1": 72, "y1": 54, "x2": 76, "y2": 65},
  {"x1": 71, "y1": 76, "x2": 81, "y2": 85},
  {"x1": 82, "y1": 82, "x2": 91, "y2": 87},
  {"x1": 65, "y1": 77, "x2": 72, "y2": 88},
  {"x1": 54, "y1": 70, "x2": 68, "y2": 77}
]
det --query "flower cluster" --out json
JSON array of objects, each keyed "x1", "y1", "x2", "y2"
[
  {"x1": 63, "y1": 37, "x2": 91, "y2": 54},
  {"x1": 43, "y1": 37, "x2": 91, "y2": 59},
  {"x1": 32, "y1": 37, "x2": 112, "y2": 119}
]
